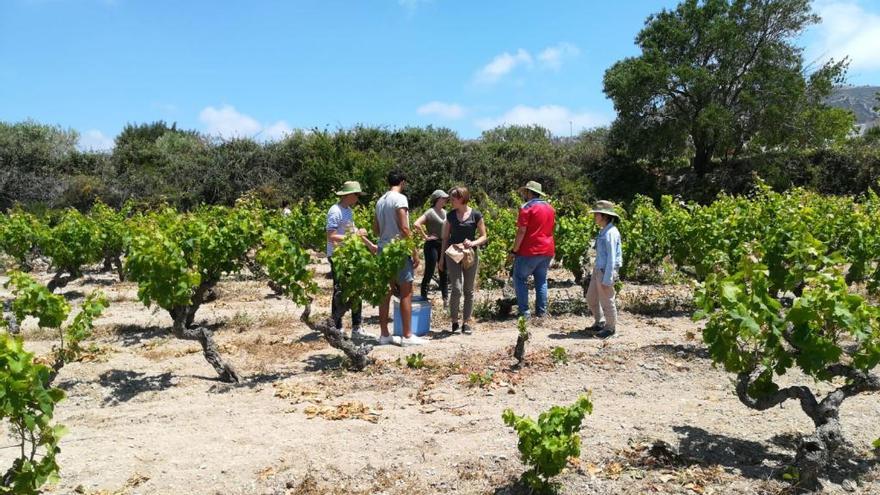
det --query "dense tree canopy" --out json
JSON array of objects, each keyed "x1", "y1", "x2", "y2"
[{"x1": 603, "y1": 0, "x2": 854, "y2": 174}]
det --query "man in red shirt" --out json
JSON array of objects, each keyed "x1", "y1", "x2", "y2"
[{"x1": 509, "y1": 181, "x2": 555, "y2": 318}]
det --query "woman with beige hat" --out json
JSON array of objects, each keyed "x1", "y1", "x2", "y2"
[{"x1": 585, "y1": 200, "x2": 622, "y2": 338}]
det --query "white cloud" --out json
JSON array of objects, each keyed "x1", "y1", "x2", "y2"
[
  {"x1": 538, "y1": 42, "x2": 580, "y2": 70},
  {"x1": 811, "y1": 1, "x2": 880, "y2": 70},
  {"x1": 417, "y1": 101, "x2": 466, "y2": 119},
  {"x1": 475, "y1": 105, "x2": 610, "y2": 136},
  {"x1": 78, "y1": 129, "x2": 114, "y2": 151},
  {"x1": 475, "y1": 49, "x2": 533, "y2": 84},
  {"x1": 199, "y1": 105, "x2": 290, "y2": 141},
  {"x1": 263, "y1": 120, "x2": 293, "y2": 140}
]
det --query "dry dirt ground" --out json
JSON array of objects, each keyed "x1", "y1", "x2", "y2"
[{"x1": 1, "y1": 261, "x2": 878, "y2": 495}]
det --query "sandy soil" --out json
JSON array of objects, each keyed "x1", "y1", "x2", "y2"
[{"x1": 1, "y1": 262, "x2": 878, "y2": 495}]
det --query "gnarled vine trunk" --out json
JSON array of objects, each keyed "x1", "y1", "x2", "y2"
[
  {"x1": 2, "y1": 300, "x2": 19, "y2": 334},
  {"x1": 300, "y1": 298, "x2": 373, "y2": 371},
  {"x1": 47, "y1": 268, "x2": 80, "y2": 292},
  {"x1": 242, "y1": 254, "x2": 284, "y2": 295},
  {"x1": 168, "y1": 279, "x2": 241, "y2": 383},
  {"x1": 513, "y1": 330, "x2": 529, "y2": 367},
  {"x1": 736, "y1": 367, "x2": 880, "y2": 491},
  {"x1": 102, "y1": 254, "x2": 125, "y2": 282}
]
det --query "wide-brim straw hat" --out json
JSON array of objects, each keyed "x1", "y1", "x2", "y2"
[
  {"x1": 518, "y1": 180, "x2": 546, "y2": 197},
  {"x1": 589, "y1": 200, "x2": 620, "y2": 219},
  {"x1": 335, "y1": 181, "x2": 366, "y2": 196}
]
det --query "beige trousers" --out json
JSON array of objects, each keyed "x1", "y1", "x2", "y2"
[{"x1": 586, "y1": 266, "x2": 617, "y2": 329}]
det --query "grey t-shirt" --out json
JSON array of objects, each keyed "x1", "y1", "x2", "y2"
[
  {"x1": 422, "y1": 208, "x2": 446, "y2": 239},
  {"x1": 376, "y1": 190, "x2": 409, "y2": 247}
]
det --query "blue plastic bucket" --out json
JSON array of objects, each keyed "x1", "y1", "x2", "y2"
[{"x1": 393, "y1": 296, "x2": 432, "y2": 337}]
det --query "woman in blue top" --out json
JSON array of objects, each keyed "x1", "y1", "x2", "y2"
[{"x1": 585, "y1": 200, "x2": 622, "y2": 338}]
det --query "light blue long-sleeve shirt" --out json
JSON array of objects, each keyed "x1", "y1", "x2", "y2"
[{"x1": 594, "y1": 223, "x2": 622, "y2": 286}]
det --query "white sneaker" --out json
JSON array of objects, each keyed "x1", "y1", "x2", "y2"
[
  {"x1": 378, "y1": 335, "x2": 402, "y2": 346},
  {"x1": 351, "y1": 328, "x2": 376, "y2": 340},
  {"x1": 401, "y1": 335, "x2": 427, "y2": 346}
]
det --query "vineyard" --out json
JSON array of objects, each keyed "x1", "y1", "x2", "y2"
[{"x1": 0, "y1": 185, "x2": 879, "y2": 494}]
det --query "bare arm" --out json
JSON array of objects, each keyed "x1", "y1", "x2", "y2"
[
  {"x1": 395, "y1": 207, "x2": 412, "y2": 238},
  {"x1": 465, "y1": 218, "x2": 488, "y2": 248},
  {"x1": 357, "y1": 229, "x2": 378, "y2": 254},
  {"x1": 413, "y1": 212, "x2": 429, "y2": 236},
  {"x1": 511, "y1": 226, "x2": 527, "y2": 253},
  {"x1": 396, "y1": 207, "x2": 419, "y2": 267},
  {"x1": 327, "y1": 230, "x2": 347, "y2": 245},
  {"x1": 439, "y1": 220, "x2": 451, "y2": 270}
]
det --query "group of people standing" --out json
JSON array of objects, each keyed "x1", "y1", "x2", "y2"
[{"x1": 324, "y1": 170, "x2": 623, "y2": 347}]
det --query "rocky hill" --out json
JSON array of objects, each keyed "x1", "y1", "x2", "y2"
[{"x1": 827, "y1": 85, "x2": 879, "y2": 133}]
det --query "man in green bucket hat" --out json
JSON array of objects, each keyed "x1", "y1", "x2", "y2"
[
  {"x1": 326, "y1": 180, "x2": 377, "y2": 340},
  {"x1": 509, "y1": 180, "x2": 556, "y2": 319}
]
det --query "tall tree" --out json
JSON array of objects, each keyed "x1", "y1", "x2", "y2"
[{"x1": 603, "y1": 0, "x2": 853, "y2": 174}]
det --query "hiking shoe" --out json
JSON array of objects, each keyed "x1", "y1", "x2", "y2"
[
  {"x1": 462, "y1": 323, "x2": 473, "y2": 335},
  {"x1": 351, "y1": 328, "x2": 376, "y2": 340},
  {"x1": 583, "y1": 322, "x2": 605, "y2": 334},
  {"x1": 596, "y1": 327, "x2": 616, "y2": 339},
  {"x1": 378, "y1": 335, "x2": 402, "y2": 346},
  {"x1": 451, "y1": 322, "x2": 459, "y2": 333},
  {"x1": 401, "y1": 335, "x2": 427, "y2": 346}
]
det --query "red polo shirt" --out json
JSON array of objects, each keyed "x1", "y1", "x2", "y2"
[{"x1": 516, "y1": 200, "x2": 555, "y2": 256}]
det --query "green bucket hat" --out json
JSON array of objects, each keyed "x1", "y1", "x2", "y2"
[
  {"x1": 335, "y1": 181, "x2": 365, "y2": 196},
  {"x1": 518, "y1": 180, "x2": 546, "y2": 197},
  {"x1": 589, "y1": 200, "x2": 620, "y2": 219}
]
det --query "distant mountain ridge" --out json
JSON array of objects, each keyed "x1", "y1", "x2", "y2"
[{"x1": 826, "y1": 85, "x2": 879, "y2": 134}]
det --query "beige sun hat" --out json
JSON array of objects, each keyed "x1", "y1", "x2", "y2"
[
  {"x1": 589, "y1": 200, "x2": 620, "y2": 219},
  {"x1": 518, "y1": 180, "x2": 546, "y2": 197},
  {"x1": 335, "y1": 181, "x2": 365, "y2": 196}
]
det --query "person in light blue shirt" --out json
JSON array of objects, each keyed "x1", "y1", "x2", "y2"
[
  {"x1": 585, "y1": 200, "x2": 622, "y2": 338},
  {"x1": 326, "y1": 181, "x2": 377, "y2": 340}
]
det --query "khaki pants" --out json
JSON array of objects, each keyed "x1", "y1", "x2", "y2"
[{"x1": 586, "y1": 266, "x2": 617, "y2": 329}]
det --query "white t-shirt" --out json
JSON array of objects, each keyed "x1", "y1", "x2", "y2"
[{"x1": 375, "y1": 190, "x2": 408, "y2": 247}]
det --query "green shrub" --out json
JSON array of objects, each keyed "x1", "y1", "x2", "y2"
[
  {"x1": 502, "y1": 395, "x2": 593, "y2": 494},
  {"x1": 0, "y1": 334, "x2": 67, "y2": 494}
]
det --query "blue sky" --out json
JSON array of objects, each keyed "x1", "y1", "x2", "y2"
[{"x1": 1, "y1": 0, "x2": 879, "y2": 149}]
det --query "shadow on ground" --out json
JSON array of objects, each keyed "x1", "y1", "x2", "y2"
[
  {"x1": 113, "y1": 324, "x2": 169, "y2": 346},
  {"x1": 644, "y1": 343, "x2": 710, "y2": 360},
  {"x1": 672, "y1": 425, "x2": 880, "y2": 486},
  {"x1": 80, "y1": 276, "x2": 118, "y2": 286},
  {"x1": 98, "y1": 370, "x2": 174, "y2": 404},
  {"x1": 304, "y1": 353, "x2": 346, "y2": 372}
]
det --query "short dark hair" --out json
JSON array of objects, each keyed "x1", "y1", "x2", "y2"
[
  {"x1": 599, "y1": 213, "x2": 616, "y2": 224},
  {"x1": 388, "y1": 170, "x2": 406, "y2": 186}
]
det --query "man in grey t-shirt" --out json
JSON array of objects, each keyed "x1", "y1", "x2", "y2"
[{"x1": 373, "y1": 170, "x2": 424, "y2": 346}]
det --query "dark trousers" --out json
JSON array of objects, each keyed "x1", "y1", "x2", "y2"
[
  {"x1": 329, "y1": 257, "x2": 362, "y2": 330},
  {"x1": 421, "y1": 239, "x2": 448, "y2": 300}
]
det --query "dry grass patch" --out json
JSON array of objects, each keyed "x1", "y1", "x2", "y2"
[{"x1": 284, "y1": 469, "x2": 430, "y2": 495}]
